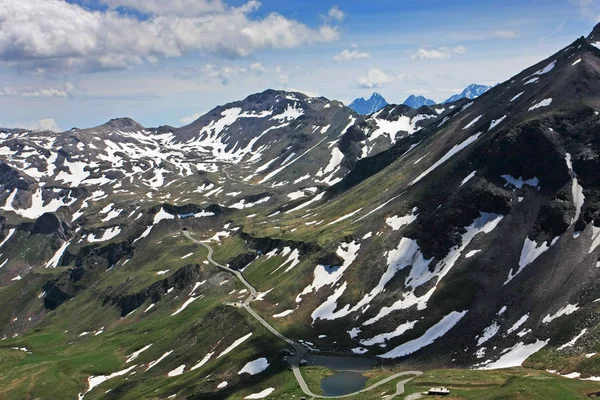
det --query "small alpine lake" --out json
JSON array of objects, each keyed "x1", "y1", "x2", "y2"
[{"x1": 306, "y1": 354, "x2": 379, "y2": 396}]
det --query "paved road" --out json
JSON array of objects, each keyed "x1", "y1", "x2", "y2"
[
  {"x1": 183, "y1": 231, "x2": 423, "y2": 399},
  {"x1": 382, "y1": 374, "x2": 424, "y2": 400},
  {"x1": 403, "y1": 393, "x2": 425, "y2": 400}
]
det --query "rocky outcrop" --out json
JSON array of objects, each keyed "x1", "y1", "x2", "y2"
[
  {"x1": 103, "y1": 264, "x2": 204, "y2": 316},
  {"x1": 31, "y1": 213, "x2": 71, "y2": 240},
  {"x1": 42, "y1": 241, "x2": 135, "y2": 310},
  {"x1": 238, "y1": 230, "x2": 320, "y2": 257},
  {"x1": 406, "y1": 183, "x2": 513, "y2": 260},
  {"x1": 227, "y1": 253, "x2": 257, "y2": 271},
  {"x1": 0, "y1": 162, "x2": 31, "y2": 192}
]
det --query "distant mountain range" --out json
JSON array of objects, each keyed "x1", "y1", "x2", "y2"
[
  {"x1": 403, "y1": 94, "x2": 436, "y2": 108},
  {"x1": 444, "y1": 84, "x2": 491, "y2": 103},
  {"x1": 350, "y1": 85, "x2": 491, "y2": 114},
  {"x1": 348, "y1": 92, "x2": 388, "y2": 114}
]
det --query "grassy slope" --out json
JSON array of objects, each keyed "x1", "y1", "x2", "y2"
[{"x1": 2, "y1": 196, "x2": 600, "y2": 399}]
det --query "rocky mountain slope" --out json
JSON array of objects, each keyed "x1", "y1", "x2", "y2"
[
  {"x1": 2, "y1": 24, "x2": 600, "y2": 400},
  {"x1": 348, "y1": 92, "x2": 389, "y2": 114}
]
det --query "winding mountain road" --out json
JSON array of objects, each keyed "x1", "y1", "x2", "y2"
[{"x1": 183, "y1": 230, "x2": 423, "y2": 399}]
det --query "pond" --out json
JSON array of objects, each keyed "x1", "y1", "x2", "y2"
[
  {"x1": 320, "y1": 371, "x2": 370, "y2": 396},
  {"x1": 306, "y1": 354, "x2": 378, "y2": 396}
]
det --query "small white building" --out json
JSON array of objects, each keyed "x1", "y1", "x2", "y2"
[{"x1": 426, "y1": 387, "x2": 450, "y2": 395}]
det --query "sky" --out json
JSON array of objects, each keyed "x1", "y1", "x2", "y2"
[{"x1": 1, "y1": 0, "x2": 599, "y2": 131}]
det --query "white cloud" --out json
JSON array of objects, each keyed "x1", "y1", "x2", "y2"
[
  {"x1": 410, "y1": 46, "x2": 467, "y2": 60},
  {"x1": 356, "y1": 68, "x2": 395, "y2": 89},
  {"x1": 334, "y1": 49, "x2": 370, "y2": 62},
  {"x1": 453, "y1": 45, "x2": 467, "y2": 54},
  {"x1": 274, "y1": 66, "x2": 289, "y2": 85},
  {"x1": 103, "y1": 0, "x2": 226, "y2": 16},
  {"x1": 493, "y1": 30, "x2": 520, "y2": 39},
  {"x1": 570, "y1": 0, "x2": 593, "y2": 10},
  {"x1": 0, "y1": 82, "x2": 74, "y2": 98},
  {"x1": 179, "y1": 112, "x2": 203, "y2": 125},
  {"x1": 328, "y1": 6, "x2": 345, "y2": 21},
  {"x1": 14, "y1": 118, "x2": 61, "y2": 132},
  {"x1": 410, "y1": 48, "x2": 450, "y2": 60},
  {"x1": 250, "y1": 62, "x2": 268, "y2": 74},
  {"x1": 177, "y1": 62, "x2": 288, "y2": 86},
  {"x1": 0, "y1": 0, "x2": 340, "y2": 73},
  {"x1": 200, "y1": 64, "x2": 248, "y2": 85}
]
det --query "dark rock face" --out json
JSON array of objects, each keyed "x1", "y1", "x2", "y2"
[
  {"x1": 155, "y1": 125, "x2": 176, "y2": 133},
  {"x1": 339, "y1": 124, "x2": 368, "y2": 171},
  {"x1": 31, "y1": 213, "x2": 71, "y2": 240},
  {"x1": 42, "y1": 241, "x2": 135, "y2": 310},
  {"x1": 481, "y1": 122, "x2": 571, "y2": 192},
  {"x1": 530, "y1": 198, "x2": 572, "y2": 242},
  {"x1": 328, "y1": 131, "x2": 425, "y2": 195},
  {"x1": 74, "y1": 241, "x2": 134, "y2": 270},
  {"x1": 227, "y1": 253, "x2": 257, "y2": 271},
  {"x1": 103, "y1": 264, "x2": 204, "y2": 316},
  {"x1": 0, "y1": 162, "x2": 30, "y2": 192},
  {"x1": 315, "y1": 252, "x2": 345, "y2": 267},
  {"x1": 42, "y1": 280, "x2": 75, "y2": 310},
  {"x1": 0, "y1": 216, "x2": 7, "y2": 237},
  {"x1": 237, "y1": 192, "x2": 273, "y2": 205},
  {"x1": 163, "y1": 203, "x2": 223, "y2": 218},
  {"x1": 406, "y1": 184, "x2": 513, "y2": 260},
  {"x1": 238, "y1": 230, "x2": 320, "y2": 257},
  {"x1": 33, "y1": 213, "x2": 61, "y2": 234}
]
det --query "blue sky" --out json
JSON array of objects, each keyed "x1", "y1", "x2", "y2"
[{"x1": 0, "y1": 0, "x2": 597, "y2": 130}]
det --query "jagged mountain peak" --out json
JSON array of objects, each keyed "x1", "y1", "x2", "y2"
[
  {"x1": 403, "y1": 94, "x2": 436, "y2": 108},
  {"x1": 349, "y1": 92, "x2": 389, "y2": 114},
  {"x1": 444, "y1": 83, "x2": 491, "y2": 104}
]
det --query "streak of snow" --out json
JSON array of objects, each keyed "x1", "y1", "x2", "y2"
[
  {"x1": 411, "y1": 132, "x2": 482, "y2": 186},
  {"x1": 191, "y1": 352, "x2": 214, "y2": 370},
  {"x1": 217, "y1": 332, "x2": 253, "y2": 359},
  {"x1": 379, "y1": 311, "x2": 468, "y2": 358},
  {"x1": 542, "y1": 304, "x2": 579, "y2": 324},
  {"x1": 245, "y1": 388, "x2": 275, "y2": 399},
  {"x1": 127, "y1": 344, "x2": 154, "y2": 363}
]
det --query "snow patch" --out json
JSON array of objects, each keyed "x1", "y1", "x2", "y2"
[
  {"x1": 238, "y1": 358, "x2": 269, "y2": 375},
  {"x1": 379, "y1": 311, "x2": 467, "y2": 358}
]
